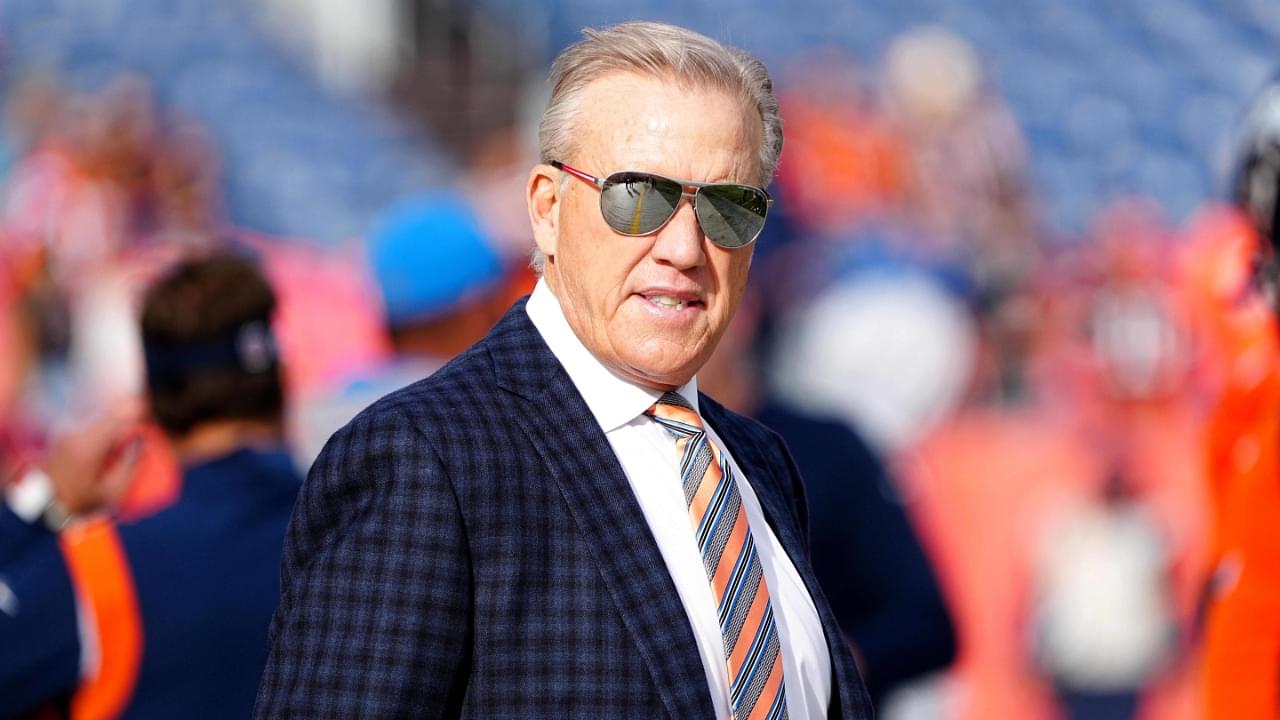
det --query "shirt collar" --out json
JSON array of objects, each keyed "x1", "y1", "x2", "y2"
[{"x1": 526, "y1": 278, "x2": 699, "y2": 432}]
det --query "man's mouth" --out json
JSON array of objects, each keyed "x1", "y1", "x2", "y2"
[{"x1": 648, "y1": 295, "x2": 692, "y2": 311}]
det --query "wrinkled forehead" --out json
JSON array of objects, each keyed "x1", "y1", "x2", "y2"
[{"x1": 570, "y1": 72, "x2": 763, "y2": 180}]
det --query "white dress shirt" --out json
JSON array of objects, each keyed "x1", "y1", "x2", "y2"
[{"x1": 526, "y1": 280, "x2": 832, "y2": 719}]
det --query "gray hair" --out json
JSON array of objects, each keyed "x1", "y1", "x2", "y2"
[{"x1": 531, "y1": 21, "x2": 783, "y2": 273}]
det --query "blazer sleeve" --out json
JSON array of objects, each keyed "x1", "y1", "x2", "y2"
[{"x1": 254, "y1": 405, "x2": 472, "y2": 718}]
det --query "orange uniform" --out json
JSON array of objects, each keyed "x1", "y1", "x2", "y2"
[{"x1": 1180, "y1": 207, "x2": 1280, "y2": 719}]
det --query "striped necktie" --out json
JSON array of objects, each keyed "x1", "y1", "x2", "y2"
[{"x1": 647, "y1": 391, "x2": 789, "y2": 720}]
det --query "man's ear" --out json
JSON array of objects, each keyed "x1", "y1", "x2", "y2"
[{"x1": 527, "y1": 164, "x2": 561, "y2": 259}]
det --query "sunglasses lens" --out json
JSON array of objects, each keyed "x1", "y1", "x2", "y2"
[
  {"x1": 600, "y1": 172, "x2": 683, "y2": 235},
  {"x1": 696, "y1": 185, "x2": 770, "y2": 248},
  {"x1": 596, "y1": 170, "x2": 769, "y2": 247}
]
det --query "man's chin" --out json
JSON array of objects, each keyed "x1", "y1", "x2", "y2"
[{"x1": 613, "y1": 353, "x2": 705, "y2": 391}]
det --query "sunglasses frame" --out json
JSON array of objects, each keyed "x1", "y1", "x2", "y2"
[{"x1": 550, "y1": 160, "x2": 772, "y2": 249}]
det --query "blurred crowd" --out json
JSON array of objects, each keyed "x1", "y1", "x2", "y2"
[{"x1": 0, "y1": 9, "x2": 1276, "y2": 720}]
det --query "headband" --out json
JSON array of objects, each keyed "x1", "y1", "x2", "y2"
[{"x1": 143, "y1": 318, "x2": 278, "y2": 383}]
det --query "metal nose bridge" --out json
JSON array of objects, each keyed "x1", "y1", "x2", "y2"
[
  {"x1": 635, "y1": 186, "x2": 703, "y2": 238},
  {"x1": 677, "y1": 186, "x2": 704, "y2": 202}
]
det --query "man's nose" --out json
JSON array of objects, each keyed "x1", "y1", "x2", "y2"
[{"x1": 650, "y1": 198, "x2": 707, "y2": 269}]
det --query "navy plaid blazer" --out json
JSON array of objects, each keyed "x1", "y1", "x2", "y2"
[{"x1": 255, "y1": 299, "x2": 874, "y2": 719}]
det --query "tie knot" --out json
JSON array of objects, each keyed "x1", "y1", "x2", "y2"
[
  {"x1": 653, "y1": 391, "x2": 692, "y2": 411},
  {"x1": 646, "y1": 391, "x2": 704, "y2": 434}
]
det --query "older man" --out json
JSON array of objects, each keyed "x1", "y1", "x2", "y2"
[{"x1": 256, "y1": 22, "x2": 874, "y2": 720}]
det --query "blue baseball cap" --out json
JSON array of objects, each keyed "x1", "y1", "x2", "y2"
[{"x1": 368, "y1": 193, "x2": 503, "y2": 329}]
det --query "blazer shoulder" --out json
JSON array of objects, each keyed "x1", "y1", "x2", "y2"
[
  {"x1": 345, "y1": 341, "x2": 499, "y2": 432},
  {"x1": 341, "y1": 297, "x2": 548, "y2": 438}
]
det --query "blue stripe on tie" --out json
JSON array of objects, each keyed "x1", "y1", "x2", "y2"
[
  {"x1": 694, "y1": 469, "x2": 733, "y2": 547},
  {"x1": 695, "y1": 473, "x2": 735, "y2": 551},
  {"x1": 737, "y1": 624, "x2": 784, "y2": 719},
  {"x1": 658, "y1": 390, "x2": 693, "y2": 410},
  {"x1": 731, "y1": 603, "x2": 776, "y2": 699},
  {"x1": 680, "y1": 433, "x2": 709, "y2": 487},
  {"x1": 717, "y1": 535, "x2": 757, "y2": 630},
  {"x1": 652, "y1": 415, "x2": 700, "y2": 438},
  {"x1": 701, "y1": 472, "x2": 742, "y2": 575}
]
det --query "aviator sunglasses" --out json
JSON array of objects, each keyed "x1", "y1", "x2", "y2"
[{"x1": 551, "y1": 161, "x2": 773, "y2": 249}]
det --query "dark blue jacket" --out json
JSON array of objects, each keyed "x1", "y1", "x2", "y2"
[
  {"x1": 758, "y1": 403, "x2": 955, "y2": 702},
  {"x1": 255, "y1": 299, "x2": 874, "y2": 719},
  {"x1": 0, "y1": 447, "x2": 300, "y2": 719}
]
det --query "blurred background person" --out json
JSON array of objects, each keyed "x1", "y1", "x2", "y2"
[
  {"x1": 898, "y1": 201, "x2": 1210, "y2": 720},
  {"x1": 0, "y1": 252, "x2": 301, "y2": 718},
  {"x1": 1194, "y1": 71, "x2": 1280, "y2": 720},
  {"x1": 701, "y1": 293, "x2": 957, "y2": 707},
  {"x1": 1030, "y1": 468, "x2": 1177, "y2": 720},
  {"x1": 288, "y1": 192, "x2": 516, "y2": 466}
]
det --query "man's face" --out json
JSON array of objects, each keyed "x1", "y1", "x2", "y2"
[{"x1": 534, "y1": 72, "x2": 762, "y2": 390}]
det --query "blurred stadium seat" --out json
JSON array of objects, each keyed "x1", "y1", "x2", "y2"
[
  {"x1": 469, "y1": 0, "x2": 1273, "y2": 237},
  {"x1": 0, "y1": 0, "x2": 446, "y2": 245}
]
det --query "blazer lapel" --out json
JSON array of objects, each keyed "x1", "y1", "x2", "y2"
[
  {"x1": 700, "y1": 399, "x2": 808, "y2": 584},
  {"x1": 487, "y1": 302, "x2": 716, "y2": 719}
]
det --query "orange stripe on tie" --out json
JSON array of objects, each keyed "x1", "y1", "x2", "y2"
[
  {"x1": 58, "y1": 518, "x2": 143, "y2": 720},
  {"x1": 660, "y1": 404, "x2": 701, "y2": 429},
  {"x1": 746, "y1": 654, "x2": 785, "y2": 720},
  {"x1": 688, "y1": 465, "x2": 721, "y2": 527}
]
